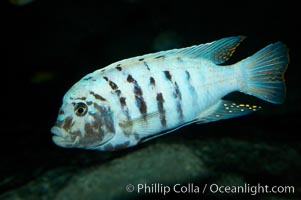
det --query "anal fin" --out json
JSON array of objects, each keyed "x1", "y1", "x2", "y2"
[{"x1": 196, "y1": 100, "x2": 261, "y2": 124}]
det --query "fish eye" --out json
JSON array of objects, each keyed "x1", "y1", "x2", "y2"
[{"x1": 74, "y1": 102, "x2": 88, "y2": 117}]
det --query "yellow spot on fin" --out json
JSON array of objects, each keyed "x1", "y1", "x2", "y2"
[
  {"x1": 178, "y1": 36, "x2": 246, "y2": 64},
  {"x1": 210, "y1": 36, "x2": 246, "y2": 64},
  {"x1": 196, "y1": 100, "x2": 261, "y2": 124}
]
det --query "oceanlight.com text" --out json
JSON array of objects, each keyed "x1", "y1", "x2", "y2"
[{"x1": 125, "y1": 183, "x2": 295, "y2": 196}]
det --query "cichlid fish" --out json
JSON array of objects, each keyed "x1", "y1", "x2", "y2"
[{"x1": 51, "y1": 36, "x2": 289, "y2": 151}]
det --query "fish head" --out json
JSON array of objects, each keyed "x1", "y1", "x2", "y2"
[{"x1": 51, "y1": 87, "x2": 115, "y2": 150}]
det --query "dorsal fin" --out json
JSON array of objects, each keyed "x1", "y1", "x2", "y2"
[
  {"x1": 180, "y1": 36, "x2": 246, "y2": 64},
  {"x1": 109, "y1": 36, "x2": 246, "y2": 68}
]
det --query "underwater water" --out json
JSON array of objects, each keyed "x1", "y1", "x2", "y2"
[{"x1": 1, "y1": 0, "x2": 301, "y2": 199}]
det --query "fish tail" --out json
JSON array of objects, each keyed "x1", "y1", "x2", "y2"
[{"x1": 240, "y1": 42, "x2": 289, "y2": 104}]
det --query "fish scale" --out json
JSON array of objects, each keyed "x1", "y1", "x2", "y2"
[
  {"x1": 110, "y1": 60, "x2": 196, "y2": 130},
  {"x1": 92, "y1": 58, "x2": 240, "y2": 137},
  {"x1": 51, "y1": 36, "x2": 289, "y2": 151}
]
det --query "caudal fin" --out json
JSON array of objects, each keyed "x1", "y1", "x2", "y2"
[{"x1": 241, "y1": 42, "x2": 289, "y2": 104}]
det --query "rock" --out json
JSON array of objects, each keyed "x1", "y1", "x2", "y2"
[
  {"x1": 1, "y1": 136, "x2": 300, "y2": 200},
  {"x1": 55, "y1": 142, "x2": 208, "y2": 200},
  {"x1": 0, "y1": 142, "x2": 208, "y2": 200}
]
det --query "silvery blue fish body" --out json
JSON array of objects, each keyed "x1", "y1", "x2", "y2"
[{"x1": 51, "y1": 36, "x2": 289, "y2": 151}]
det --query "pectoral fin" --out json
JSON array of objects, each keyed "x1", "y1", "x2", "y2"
[
  {"x1": 119, "y1": 111, "x2": 195, "y2": 143},
  {"x1": 119, "y1": 111, "x2": 163, "y2": 136}
]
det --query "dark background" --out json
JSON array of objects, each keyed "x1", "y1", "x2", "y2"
[{"x1": 1, "y1": 0, "x2": 301, "y2": 198}]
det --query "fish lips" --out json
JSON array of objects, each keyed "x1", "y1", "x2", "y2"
[{"x1": 51, "y1": 126, "x2": 74, "y2": 147}]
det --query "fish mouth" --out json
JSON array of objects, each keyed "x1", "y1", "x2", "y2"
[
  {"x1": 51, "y1": 126, "x2": 77, "y2": 147},
  {"x1": 51, "y1": 126, "x2": 69, "y2": 137}
]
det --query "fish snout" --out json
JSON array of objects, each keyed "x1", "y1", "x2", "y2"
[
  {"x1": 51, "y1": 126, "x2": 68, "y2": 137},
  {"x1": 51, "y1": 126, "x2": 74, "y2": 147}
]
